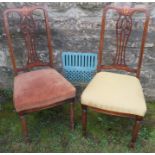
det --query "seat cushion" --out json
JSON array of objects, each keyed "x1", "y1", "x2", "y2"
[
  {"x1": 14, "y1": 68, "x2": 76, "y2": 112},
  {"x1": 81, "y1": 72, "x2": 147, "y2": 116}
]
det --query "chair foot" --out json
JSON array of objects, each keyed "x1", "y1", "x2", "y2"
[
  {"x1": 18, "y1": 113, "x2": 29, "y2": 143},
  {"x1": 129, "y1": 116, "x2": 143, "y2": 148},
  {"x1": 82, "y1": 105, "x2": 87, "y2": 137},
  {"x1": 129, "y1": 142, "x2": 135, "y2": 149},
  {"x1": 70, "y1": 101, "x2": 74, "y2": 130}
]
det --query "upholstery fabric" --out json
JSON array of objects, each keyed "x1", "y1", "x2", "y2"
[
  {"x1": 81, "y1": 72, "x2": 147, "y2": 116},
  {"x1": 14, "y1": 68, "x2": 76, "y2": 112}
]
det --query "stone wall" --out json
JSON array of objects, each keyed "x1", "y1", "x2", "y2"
[{"x1": 0, "y1": 2, "x2": 155, "y2": 101}]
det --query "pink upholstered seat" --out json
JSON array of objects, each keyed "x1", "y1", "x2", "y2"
[{"x1": 14, "y1": 68, "x2": 76, "y2": 112}]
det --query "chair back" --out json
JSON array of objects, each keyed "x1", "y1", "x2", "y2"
[
  {"x1": 3, "y1": 6, "x2": 53, "y2": 75},
  {"x1": 98, "y1": 6, "x2": 150, "y2": 78}
]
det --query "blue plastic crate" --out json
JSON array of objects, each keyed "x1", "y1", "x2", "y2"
[{"x1": 62, "y1": 51, "x2": 97, "y2": 85}]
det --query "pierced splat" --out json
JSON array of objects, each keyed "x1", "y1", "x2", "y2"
[
  {"x1": 98, "y1": 6, "x2": 149, "y2": 78},
  {"x1": 20, "y1": 14, "x2": 40, "y2": 65},
  {"x1": 113, "y1": 14, "x2": 132, "y2": 66},
  {"x1": 3, "y1": 6, "x2": 53, "y2": 75}
]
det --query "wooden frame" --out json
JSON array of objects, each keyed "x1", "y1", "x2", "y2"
[
  {"x1": 3, "y1": 6, "x2": 53, "y2": 75},
  {"x1": 82, "y1": 6, "x2": 150, "y2": 148},
  {"x1": 97, "y1": 6, "x2": 150, "y2": 78},
  {"x1": 3, "y1": 6, "x2": 75, "y2": 142}
]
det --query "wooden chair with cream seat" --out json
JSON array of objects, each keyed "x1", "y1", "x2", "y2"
[
  {"x1": 3, "y1": 6, "x2": 76, "y2": 141},
  {"x1": 81, "y1": 6, "x2": 150, "y2": 148}
]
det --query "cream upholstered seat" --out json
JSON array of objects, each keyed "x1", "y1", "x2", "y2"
[{"x1": 81, "y1": 72, "x2": 147, "y2": 116}]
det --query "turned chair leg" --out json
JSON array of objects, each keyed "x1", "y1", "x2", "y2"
[
  {"x1": 70, "y1": 101, "x2": 74, "y2": 130},
  {"x1": 82, "y1": 105, "x2": 87, "y2": 137},
  {"x1": 130, "y1": 116, "x2": 143, "y2": 148},
  {"x1": 18, "y1": 113, "x2": 29, "y2": 142}
]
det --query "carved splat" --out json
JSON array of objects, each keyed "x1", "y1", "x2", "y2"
[
  {"x1": 20, "y1": 13, "x2": 40, "y2": 65},
  {"x1": 98, "y1": 6, "x2": 149, "y2": 78},
  {"x1": 113, "y1": 14, "x2": 132, "y2": 66},
  {"x1": 3, "y1": 6, "x2": 53, "y2": 75}
]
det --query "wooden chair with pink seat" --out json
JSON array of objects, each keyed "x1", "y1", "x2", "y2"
[{"x1": 3, "y1": 6, "x2": 76, "y2": 142}]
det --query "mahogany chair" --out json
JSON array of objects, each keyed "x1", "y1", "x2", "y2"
[
  {"x1": 3, "y1": 6, "x2": 76, "y2": 141},
  {"x1": 81, "y1": 6, "x2": 150, "y2": 148}
]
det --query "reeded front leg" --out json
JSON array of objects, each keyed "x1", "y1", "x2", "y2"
[
  {"x1": 70, "y1": 100, "x2": 74, "y2": 130},
  {"x1": 82, "y1": 105, "x2": 87, "y2": 137},
  {"x1": 18, "y1": 113, "x2": 29, "y2": 143},
  {"x1": 130, "y1": 116, "x2": 143, "y2": 148}
]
